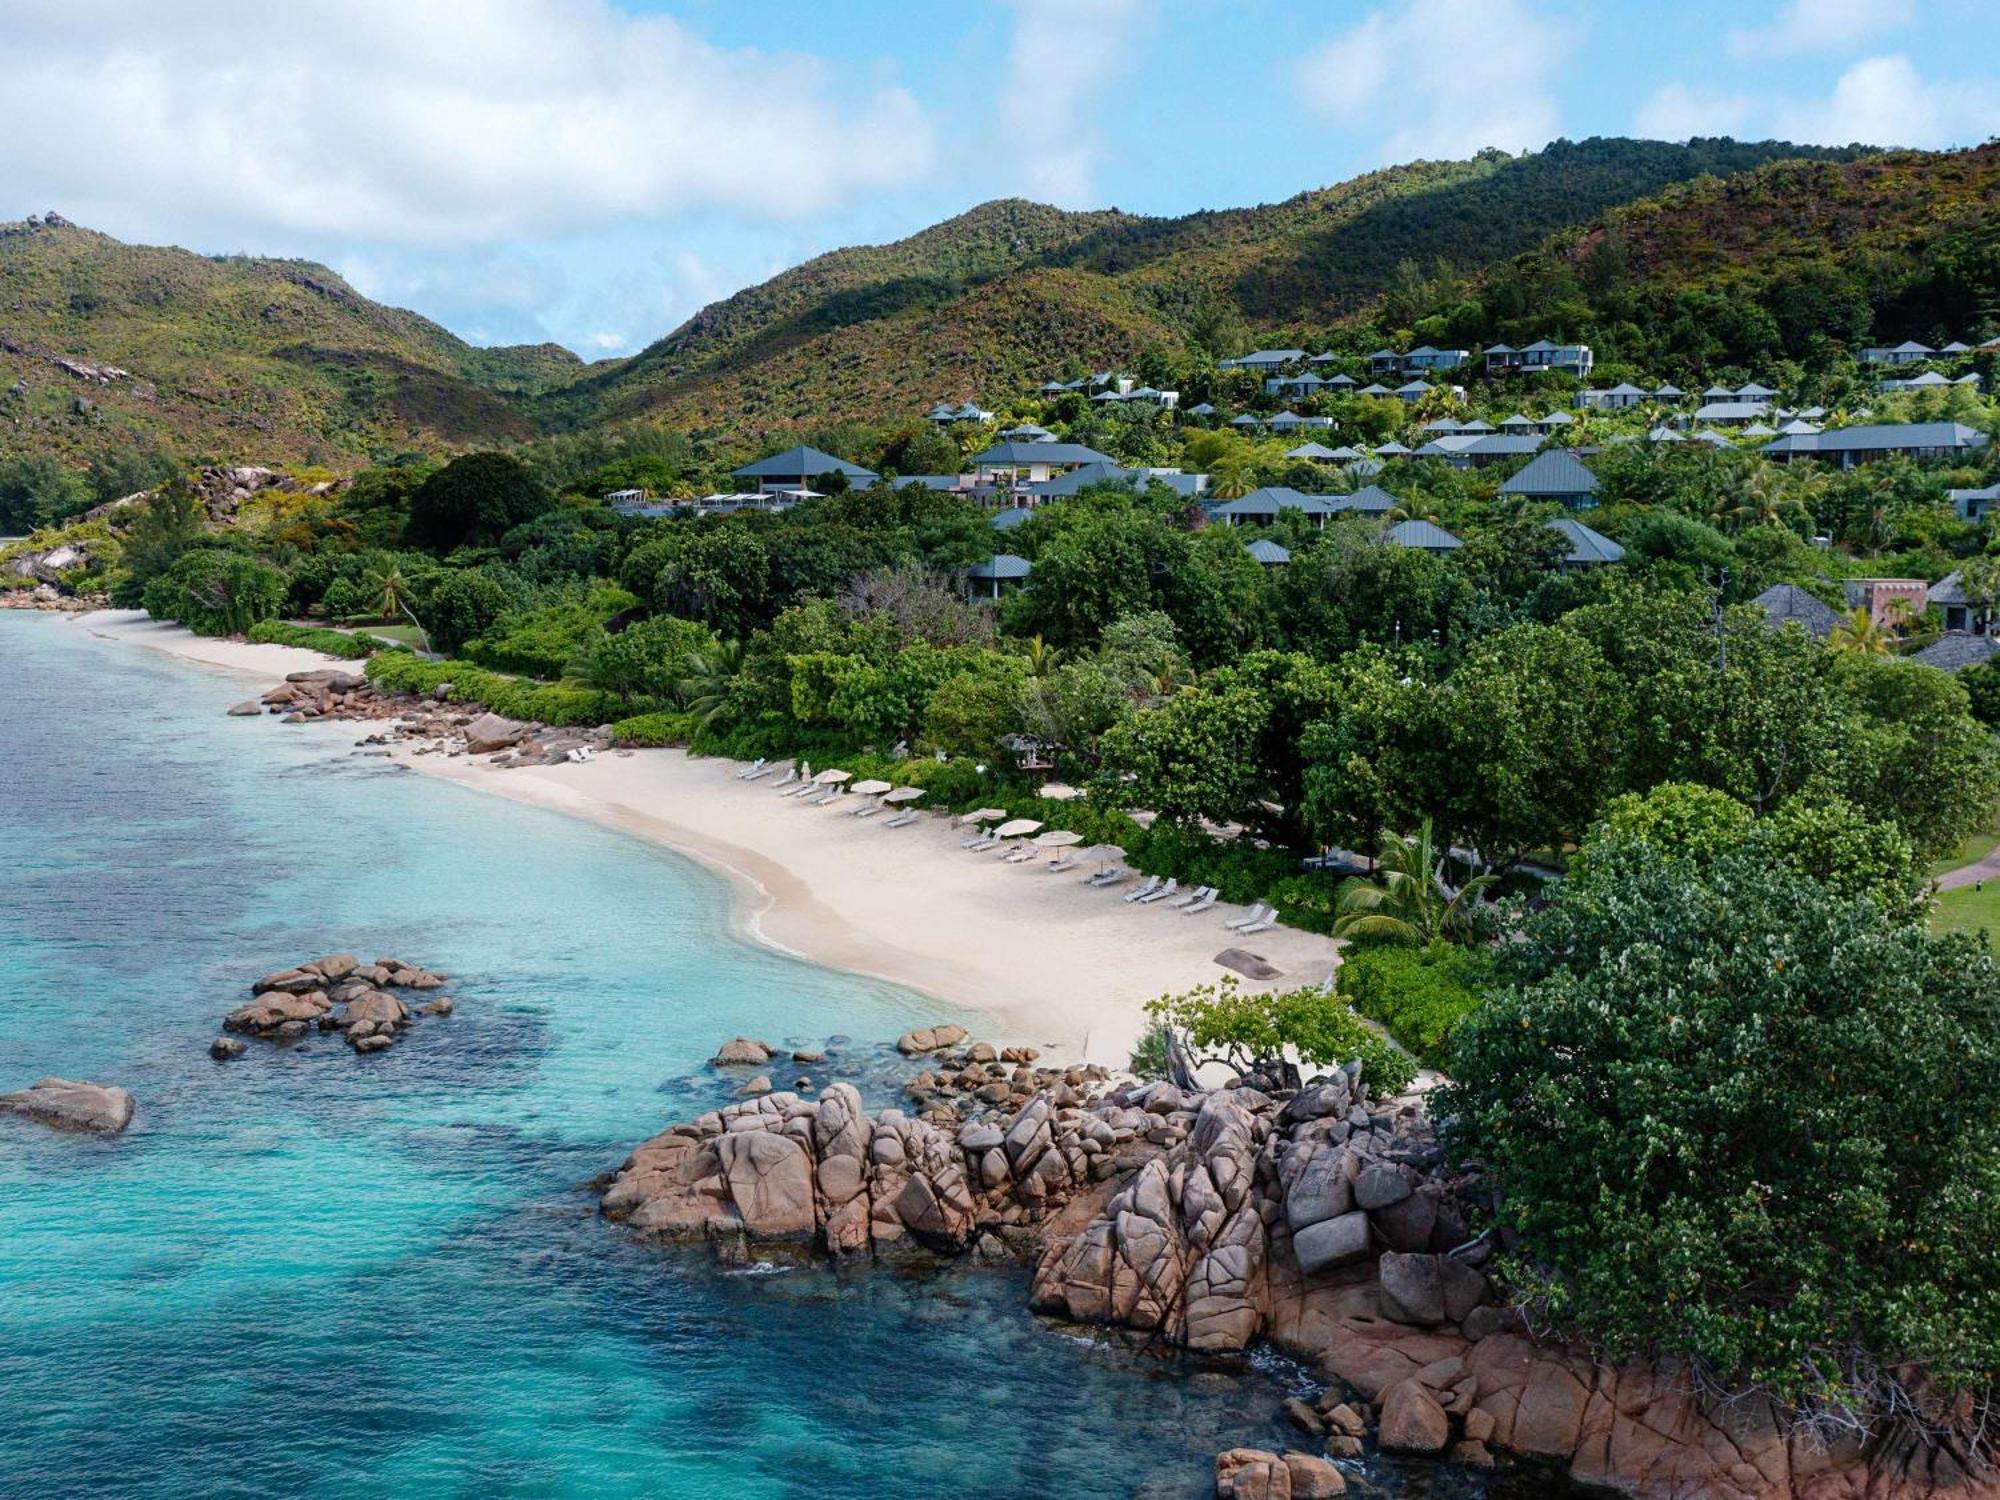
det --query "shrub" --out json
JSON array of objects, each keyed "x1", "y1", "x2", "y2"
[
  {"x1": 608, "y1": 711, "x2": 690, "y2": 748},
  {"x1": 141, "y1": 547, "x2": 285, "y2": 635},
  {"x1": 463, "y1": 587, "x2": 639, "y2": 678},
  {"x1": 1146, "y1": 978, "x2": 1417, "y2": 1095},
  {"x1": 245, "y1": 620, "x2": 378, "y2": 660},
  {"x1": 1443, "y1": 839, "x2": 2000, "y2": 1416},
  {"x1": 407, "y1": 451, "x2": 551, "y2": 552},
  {"x1": 1336, "y1": 942, "x2": 1490, "y2": 1064},
  {"x1": 363, "y1": 652, "x2": 623, "y2": 727}
]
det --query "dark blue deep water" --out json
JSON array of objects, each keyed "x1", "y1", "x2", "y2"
[{"x1": 0, "y1": 614, "x2": 1498, "y2": 1498}]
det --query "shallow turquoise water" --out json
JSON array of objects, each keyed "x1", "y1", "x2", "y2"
[{"x1": 0, "y1": 615, "x2": 1501, "y2": 1499}]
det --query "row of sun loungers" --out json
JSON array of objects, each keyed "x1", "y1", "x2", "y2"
[{"x1": 739, "y1": 761, "x2": 1280, "y2": 924}]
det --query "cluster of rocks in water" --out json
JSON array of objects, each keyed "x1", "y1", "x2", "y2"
[
  {"x1": 232, "y1": 670, "x2": 612, "y2": 769},
  {"x1": 602, "y1": 1033, "x2": 1994, "y2": 1500},
  {"x1": 216, "y1": 953, "x2": 452, "y2": 1056}
]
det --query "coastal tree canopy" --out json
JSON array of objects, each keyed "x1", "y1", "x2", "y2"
[{"x1": 1441, "y1": 840, "x2": 2000, "y2": 1415}]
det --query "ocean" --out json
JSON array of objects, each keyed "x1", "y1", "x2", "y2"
[{"x1": 0, "y1": 614, "x2": 1500, "y2": 1498}]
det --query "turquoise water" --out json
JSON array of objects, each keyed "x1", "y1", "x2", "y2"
[{"x1": 0, "y1": 615, "x2": 1501, "y2": 1499}]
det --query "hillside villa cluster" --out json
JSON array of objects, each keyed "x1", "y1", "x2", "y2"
[{"x1": 607, "y1": 333, "x2": 1996, "y2": 666}]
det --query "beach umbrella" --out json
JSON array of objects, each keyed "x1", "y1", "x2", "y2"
[
  {"x1": 994, "y1": 818, "x2": 1043, "y2": 840},
  {"x1": 813, "y1": 768, "x2": 853, "y2": 785},
  {"x1": 882, "y1": 787, "x2": 926, "y2": 805},
  {"x1": 1034, "y1": 829, "x2": 1083, "y2": 848},
  {"x1": 1083, "y1": 843, "x2": 1126, "y2": 868},
  {"x1": 849, "y1": 779, "x2": 893, "y2": 796},
  {"x1": 958, "y1": 807, "x2": 1007, "y2": 825}
]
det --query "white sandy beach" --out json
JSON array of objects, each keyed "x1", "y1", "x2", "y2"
[{"x1": 69, "y1": 609, "x2": 1341, "y2": 1066}]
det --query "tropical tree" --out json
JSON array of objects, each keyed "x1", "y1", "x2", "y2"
[
  {"x1": 363, "y1": 563, "x2": 431, "y2": 651},
  {"x1": 1333, "y1": 818, "x2": 1497, "y2": 945},
  {"x1": 676, "y1": 639, "x2": 748, "y2": 726},
  {"x1": 1827, "y1": 606, "x2": 1893, "y2": 656}
]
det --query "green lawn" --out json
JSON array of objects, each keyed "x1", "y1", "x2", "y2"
[
  {"x1": 1934, "y1": 881, "x2": 2000, "y2": 946},
  {"x1": 348, "y1": 623, "x2": 426, "y2": 648}
]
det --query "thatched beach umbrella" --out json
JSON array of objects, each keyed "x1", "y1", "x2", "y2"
[
  {"x1": 959, "y1": 807, "x2": 1007, "y2": 825},
  {"x1": 882, "y1": 787, "x2": 926, "y2": 805},
  {"x1": 849, "y1": 779, "x2": 893, "y2": 796},
  {"x1": 994, "y1": 818, "x2": 1043, "y2": 840},
  {"x1": 1034, "y1": 829, "x2": 1083, "y2": 848}
]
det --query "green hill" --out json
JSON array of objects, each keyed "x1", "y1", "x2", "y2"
[
  {"x1": 570, "y1": 137, "x2": 1868, "y2": 435},
  {"x1": 1414, "y1": 144, "x2": 2000, "y2": 369},
  {"x1": 0, "y1": 214, "x2": 593, "y2": 466}
]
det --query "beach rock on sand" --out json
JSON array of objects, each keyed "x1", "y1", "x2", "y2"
[
  {"x1": 227, "y1": 700, "x2": 262, "y2": 717},
  {"x1": 464, "y1": 712, "x2": 528, "y2": 754},
  {"x1": 285, "y1": 668, "x2": 367, "y2": 693},
  {"x1": 895, "y1": 1024, "x2": 969, "y2": 1055},
  {"x1": 0, "y1": 1078, "x2": 135, "y2": 1134}
]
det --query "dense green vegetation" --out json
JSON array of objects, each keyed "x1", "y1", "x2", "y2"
[{"x1": 1442, "y1": 836, "x2": 2000, "y2": 1416}]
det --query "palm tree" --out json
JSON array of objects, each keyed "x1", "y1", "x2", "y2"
[
  {"x1": 1714, "y1": 466, "x2": 1811, "y2": 533},
  {"x1": 363, "y1": 564, "x2": 431, "y2": 653},
  {"x1": 1209, "y1": 458, "x2": 1258, "y2": 499},
  {"x1": 676, "y1": 639, "x2": 747, "y2": 726},
  {"x1": 1333, "y1": 818, "x2": 1497, "y2": 945},
  {"x1": 1021, "y1": 634, "x2": 1064, "y2": 677},
  {"x1": 1828, "y1": 606, "x2": 1894, "y2": 656}
]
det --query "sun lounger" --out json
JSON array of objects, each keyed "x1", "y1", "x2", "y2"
[
  {"x1": 771, "y1": 768, "x2": 798, "y2": 790},
  {"x1": 1087, "y1": 869, "x2": 1128, "y2": 887},
  {"x1": 1135, "y1": 877, "x2": 1179, "y2": 904},
  {"x1": 965, "y1": 835, "x2": 1001, "y2": 852},
  {"x1": 1166, "y1": 884, "x2": 1210, "y2": 909},
  {"x1": 1237, "y1": 910, "x2": 1279, "y2": 935},
  {"x1": 735, "y1": 758, "x2": 766, "y2": 780},
  {"x1": 851, "y1": 803, "x2": 879, "y2": 816},
  {"x1": 742, "y1": 763, "x2": 779, "y2": 782},
  {"x1": 809, "y1": 790, "x2": 843, "y2": 806},
  {"x1": 1182, "y1": 888, "x2": 1218, "y2": 916},
  {"x1": 1122, "y1": 875, "x2": 1161, "y2": 903},
  {"x1": 1046, "y1": 854, "x2": 1080, "y2": 873},
  {"x1": 1226, "y1": 903, "x2": 1271, "y2": 930},
  {"x1": 1001, "y1": 843, "x2": 1039, "y2": 862},
  {"x1": 881, "y1": 811, "x2": 919, "y2": 828}
]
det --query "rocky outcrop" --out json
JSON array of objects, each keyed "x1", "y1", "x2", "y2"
[
  {"x1": 0, "y1": 1077, "x2": 135, "y2": 1134},
  {"x1": 223, "y1": 952, "x2": 451, "y2": 1053}
]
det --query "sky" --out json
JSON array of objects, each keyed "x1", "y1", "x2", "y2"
[{"x1": 1, "y1": 0, "x2": 1996, "y2": 359}]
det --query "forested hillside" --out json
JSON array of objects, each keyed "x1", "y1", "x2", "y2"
[
  {"x1": 1398, "y1": 144, "x2": 2000, "y2": 372},
  {"x1": 0, "y1": 216, "x2": 591, "y2": 468},
  {"x1": 567, "y1": 137, "x2": 1864, "y2": 434}
]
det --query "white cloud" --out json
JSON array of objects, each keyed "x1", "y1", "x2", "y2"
[
  {"x1": 1632, "y1": 84, "x2": 1754, "y2": 142},
  {"x1": 1728, "y1": 0, "x2": 1914, "y2": 60},
  {"x1": 1296, "y1": 0, "x2": 1572, "y2": 163},
  {"x1": 0, "y1": 0, "x2": 933, "y2": 247},
  {"x1": 999, "y1": 0, "x2": 1140, "y2": 206},
  {"x1": 1771, "y1": 53, "x2": 1999, "y2": 147},
  {"x1": 583, "y1": 331, "x2": 628, "y2": 352}
]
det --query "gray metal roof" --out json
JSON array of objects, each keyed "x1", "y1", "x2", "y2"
[
  {"x1": 974, "y1": 441, "x2": 1116, "y2": 466},
  {"x1": 1498, "y1": 448, "x2": 1599, "y2": 497},
  {"x1": 966, "y1": 553, "x2": 1032, "y2": 580},
  {"x1": 1911, "y1": 633, "x2": 2000, "y2": 671},
  {"x1": 989, "y1": 506, "x2": 1035, "y2": 530},
  {"x1": 1760, "y1": 422, "x2": 1989, "y2": 457},
  {"x1": 732, "y1": 445, "x2": 878, "y2": 480},
  {"x1": 1751, "y1": 584, "x2": 1842, "y2": 639},
  {"x1": 1329, "y1": 485, "x2": 1398, "y2": 513},
  {"x1": 1246, "y1": 538, "x2": 1292, "y2": 564},
  {"x1": 1384, "y1": 519, "x2": 1461, "y2": 551},
  {"x1": 1544, "y1": 517, "x2": 1623, "y2": 564}
]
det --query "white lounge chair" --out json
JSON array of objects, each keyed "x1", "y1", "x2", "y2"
[
  {"x1": 735, "y1": 758, "x2": 766, "y2": 780},
  {"x1": 1226, "y1": 903, "x2": 1272, "y2": 931},
  {"x1": 966, "y1": 835, "x2": 1001, "y2": 852},
  {"x1": 1166, "y1": 884, "x2": 1211, "y2": 909},
  {"x1": 1238, "y1": 909, "x2": 1280, "y2": 935},
  {"x1": 1136, "y1": 877, "x2": 1179, "y2": 904},
  {"x1": 809, "y1": 789, "x2": 843, "y2": 806},
  {"x1": 1088, "y1": 869, "x2": 1128, "y2": 888},
  {"x1": 1182, "y1": 888, "x2": 1218, "y2": 916},
  {"x1": 1122, "y1": 875, "x2": 1162, "y2": 903},
  {"x1": 742, "y1": 762, "x2": 779, "y2": 782},
  {"x1": 1046, "y1": 854, "x2": 1080, "y2": 873},
  {"x1": 771, "y1": 767, "x2": 798, "y2": 790},
  {"x1": 1001, "y1": 843, "x2": 1039, "y2": 862},
  {"x1": 881, "y1": 811, "x2": 919, "y2": 828}
]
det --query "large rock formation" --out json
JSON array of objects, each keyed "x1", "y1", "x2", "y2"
[
  {"x1": 0, "y1": 1077, "x2": 136, "y2": 1134},
  {"x1": 223, "y1": 952, "x2": 450, "y2": 1053}
]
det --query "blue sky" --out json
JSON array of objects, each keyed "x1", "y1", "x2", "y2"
[{"x1": 3, "y1": 0, "x2": 1996, "y2": 358}]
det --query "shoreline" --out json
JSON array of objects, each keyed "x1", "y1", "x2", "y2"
[{"x1": 63, "y1": 609, "x2": 1341, "y2": 1066}]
